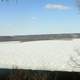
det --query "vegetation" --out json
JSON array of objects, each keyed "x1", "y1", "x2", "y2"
[
  {"x1": 0, "y1": 69, "x2": 79, "y2": 80},
  {"x1": 76, "y1": 0, "x2": 80, "y2": 9}
]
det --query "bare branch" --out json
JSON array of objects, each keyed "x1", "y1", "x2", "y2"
[
  {"x1": 68, "y1": 48, "x2": 80, "y2": 69},
  {"x1": 0, "y1": 0, "x2": 18, "y2": 3},
  {"x1": 75, "y1": 0, "x2": 80, "y2": 10}
]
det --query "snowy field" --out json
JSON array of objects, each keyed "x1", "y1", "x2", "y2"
[{"x1": 0, "y1": 39, "x2": 80, "y2": 72}]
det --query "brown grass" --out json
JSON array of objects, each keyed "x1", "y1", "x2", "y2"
[
  {"x1": 0, "y1": 69, "x2": 78, "y2": 80},
  {"x1": 6, "y1": 69, "x2": 52, "y2": 80}
]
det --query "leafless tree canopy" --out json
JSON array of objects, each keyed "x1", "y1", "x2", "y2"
[
  {"x1": 0, "y1": 0, "x2": 17, "y2": 3},
  {"x1": 0, "y1": 0, "x2": 80, "y2": 9},
  {"x1": 75, "y1": 0, "x2": 80, "y2": 10}
]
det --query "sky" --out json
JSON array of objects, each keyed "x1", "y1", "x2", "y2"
[{"x1": 0, "y1": 0, "x2": 80, "y2": 36}]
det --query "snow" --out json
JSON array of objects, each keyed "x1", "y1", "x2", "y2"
[{"x1": 0, "y1": 39, "x2": 80, "y2": 72}]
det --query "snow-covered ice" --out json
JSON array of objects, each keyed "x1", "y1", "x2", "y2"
[{"x1": 0, "y1": 39, "x2": 80, "y2": 72}]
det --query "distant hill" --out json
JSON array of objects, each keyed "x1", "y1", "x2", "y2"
[{"x1": 0, "y1": 33, "x2": 80, "y2": 42}]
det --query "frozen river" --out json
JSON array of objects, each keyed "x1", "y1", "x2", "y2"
[{"x1": 0, "y1": 39, "x2": 80, "y2": 72}]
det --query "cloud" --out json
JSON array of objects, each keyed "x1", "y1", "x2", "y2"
[
  {"x1": 45, "y1": 4, "x2": 70, "y2": 10},
  {"x1": 31, "y1": 17, "x2": 37, "y2": 23},
  {"x1": 32, "y1": 17, "x2": 37, "y2": 20}
]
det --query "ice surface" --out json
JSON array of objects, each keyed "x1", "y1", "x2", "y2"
[{"x1": 0, "y1": 39, "x2": 80, "y2": 72}]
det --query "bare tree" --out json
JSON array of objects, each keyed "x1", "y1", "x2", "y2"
[
  {"x1": 68, "y1": 48, "x2": 80, "y2": 71},
  {"x1": 75, "y1": 0, "x2": 80, "y2": 10},
  {"x1": 0, "y1": 0, "x2": 18, "y2": 3}
]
